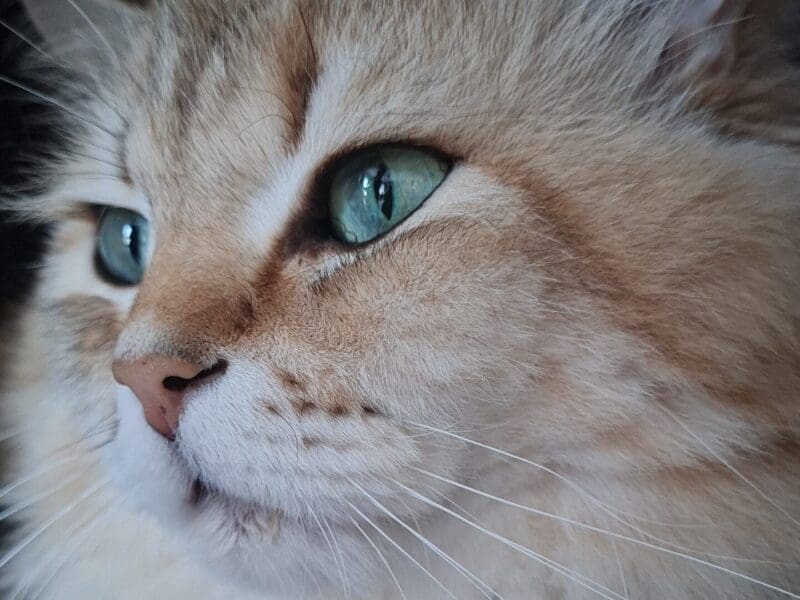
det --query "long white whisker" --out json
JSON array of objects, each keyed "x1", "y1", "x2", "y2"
[
  {"x1": 0, "y1": 455, "x2": 84, "y2": 502},
  {"x1": 63, "y1": 0, "x2": 120, "y2": 65},
  {"x1": 0, "y1": 478, "x2": 109, "y2": 570},
  {"x1": 0, "y1": 426, "x2": 27, "y2": 445},
  {"x1": 0, "y1": 471, "x2": 83, "y2": 522},
  {"x1": 393, "y1": 479, "x2": 625, "y2": 600},
  {"x1": 394, "y1": 481, "x2": 624, "y2": 600},
  {"x1": 0, "y1": 417, "x2": 117, "y2": 504},
  {"x1": 422, "y1": 482, "x2": 488, "y2": 528},
  {"x1": 0, "y1": 19, "x2": 52, "y2": 60},
  {"x1": 405, "y1": 421, "x2": 719, "y2": 552},
  {"x1": 347, "y1": 514, "x2": 409, "y2": 600},
  {"x1": 393, "y1": 494, "x2": 432, "y2": 569},
  {"x1": 67, "y1": 149, "x2": 125, "y2": 170},
  {"x1": 10, "y1": 498, "x2": 113, "y2": 600},
  {"x1": 412, "y1": 468, "x2": 800, "y2": 598},
  {"x1": 0, "y1": 75, "x2": 120, "y2": 138},
  {"x1": 0, "y1": 10, "x2": 126, "y2": 120},
  {"x1": 322, "y1": 516, "x2": 353, "y2": 600},
  {"x1": 405, "y1": 420, "x2": 614, "y2": 506},
  {"x1": 349, "y1": 479, "x2": 499, "y2": 600},
  {"x1": 345, "y1": 500, "x2": 458, "y2": 600},
  {"x1": 308, "y1": 507, "x2": 350, "y2": 600},
  {"x1": 607, "y1": 514, "x2": 630, "y2": 600},
  {"x1": 658, "y1": 403, "x2": 800, "y2": 530}
]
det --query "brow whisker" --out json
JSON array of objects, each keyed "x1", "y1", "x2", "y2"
[
  {"x1": 67, "y1": 149, "x2": 125, "y2": 171},
  {"x1": 0, "y1": 74, "x2": 121, "y2": 138},
  {"x1": 0, "y1": 18, "x2": 52, "y2": 60}
]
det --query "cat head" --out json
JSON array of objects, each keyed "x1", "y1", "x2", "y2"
[{"x1": 12, "y1": 0, "x2": 800, "y2": 595}]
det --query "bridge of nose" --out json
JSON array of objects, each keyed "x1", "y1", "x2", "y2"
[{"x1": 110, "y1": 238, "x2": 257, "y2": 437}]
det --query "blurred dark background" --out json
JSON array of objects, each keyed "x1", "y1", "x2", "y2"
[{"x1": 0, "y1": 0, "x2": 51, "y2": 324}]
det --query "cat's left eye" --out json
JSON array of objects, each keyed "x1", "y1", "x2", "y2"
[
  {"x1": 328, "y1": 145, "x2": 449, "y2": 244},
  {"x1": 95, "y1": 207, "x2": 150, "y2": 285}
]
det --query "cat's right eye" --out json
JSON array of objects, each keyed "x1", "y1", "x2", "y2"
[{"x1": 95, "y1": 207, "x2": 150, "y2": 285}]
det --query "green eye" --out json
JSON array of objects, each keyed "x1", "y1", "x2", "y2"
[
  {"x1": 95, "y1": 207, "x2": 150, "y2": 285},
  {"x1": 329, "y1": 145, "x2": 449, "y2": 244}
]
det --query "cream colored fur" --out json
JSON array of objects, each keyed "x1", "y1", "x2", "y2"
[{"x1": 2, "y1": 1, "x2": 799, "y2": 598}]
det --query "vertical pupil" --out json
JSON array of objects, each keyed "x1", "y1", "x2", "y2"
[
  {"x1": 122, "y1": 222, "x2": 141, "y2": 265},
  {"x1": 372, "y1": 163, "x2": 393, "y2": 220}
]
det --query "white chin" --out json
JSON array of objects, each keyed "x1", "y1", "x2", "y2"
[{"x1": 106, "y1": 385, "x2": 194, "y2": 527}]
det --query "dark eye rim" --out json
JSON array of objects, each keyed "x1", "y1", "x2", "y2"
[
  {"x1": 92, "y1": 204, "x2": 147, "y2": 287},
  {"x1": 307, "y1": 141, "x2": 455, "y2": 249}
]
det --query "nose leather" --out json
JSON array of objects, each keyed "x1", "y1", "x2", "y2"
[{"x1": 112, "y1": 354, "x2": 207, "y2": 438}]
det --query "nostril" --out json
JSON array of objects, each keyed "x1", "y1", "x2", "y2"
[
  {"x1": 162, "y1": 359, "x2": 228, "y2": 392},
  {"x1": 162, "y1": 375, "x2": 192, "y2": 392}
]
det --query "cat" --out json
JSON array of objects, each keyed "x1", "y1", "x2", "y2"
[{"x1": 1, "y1": 0, "x2": 799, "y2": 598}]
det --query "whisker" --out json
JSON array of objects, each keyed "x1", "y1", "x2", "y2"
[
  {"x1": 404, "y1": 421, "x2": 714, "y2": 531},
  {"x1": 322, "y1": 516, "x2": 353, "y2": 600},
  {"x1": 0, "y1": 455, "x2": 84, "y2": 503},
  {"x1": 67, "y1": 149, "x2": 125, "y2": 171},
  {"x1": 0, "y1": 417, "x2": 116, "y2": 505},
  {"x1": 393, "y1": 494, "x2": 432, "y2": 568},
  {"x1": 0, "y1": 18, "x2": 52, "y2": 60},
  {"x1": 345, "y1": 500, "x2": 458, "y2": 600},
  {"x1": 657, "y1": 403, "x2": 800, "y2": 530},
  {"x1": 607, "y1": 514, "x2": 630, "y2": 600},
  {"x1": 349, "y1": 478, "x2": 499, "y2": 600},
  {"x1": 393, "y1": 480, "x2": 626, "y2": 600},
  {"x1": 0, "y1": 426, "x2": 27, "y2": 445},
  {"x1": 0, "y1": 74, "x2": 120, "y2": 138},
  {"x1": 0, "y1": 471, "x2": 83, "y2": 522},
  {"x1": 62, "y1": 0, "x2": 129, "y2": 85},
  {"x1": 411, "y1": 467, "x2": 800, "y2": 597},
  {"x1": 404, "y1": 420, "x2": 622, "y2": 508},
  {"x1": 421, "y1": 483, "x2": 488, "y2": 527},
  {"x1": 9, "y1": 498, "x2": 113, "y2": 600},
  {"x1": 347, "y1": 514, "x2": 409, "y2": 600},
  {"x1": 308, "y1": 507, "x2": 351, "y2": 600},
  {"x1": 0, "y1": 11, "x2": 127, "y2": 122},
  {"x1": 0, "y1": 478, "x2": 109, "y2": 570}
]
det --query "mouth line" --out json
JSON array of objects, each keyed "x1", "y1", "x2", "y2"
[
  {"x1": 186, "y1": 474, "x2": 280, "y2": 520},
  {"x1": 189, "y1": 477, "x2": 210, "y2": 506}
]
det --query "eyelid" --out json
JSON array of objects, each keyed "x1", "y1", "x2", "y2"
[{"x1": 85, "y1": 193, "x2": 151, "y2": 222}]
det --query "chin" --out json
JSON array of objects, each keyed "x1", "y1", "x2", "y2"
[{"x1": 106, "y1": 386, "x2": 411, "y2": 598}]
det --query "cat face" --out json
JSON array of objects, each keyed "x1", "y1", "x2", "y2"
[{"x1": 9, "y1": 0, "x2": 800, "y2": 597}]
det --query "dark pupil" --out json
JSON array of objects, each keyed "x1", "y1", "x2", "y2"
[
  {"x1": 122, "y1": 222, "x2": 142, "y2": 265},
  {"x1": 372, "y1": 163, "x2": 393, "y2": 220}
]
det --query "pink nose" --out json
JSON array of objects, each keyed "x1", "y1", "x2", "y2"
[{"x1": 112, "y1": 354, "x2": 226, "y2": 438}]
